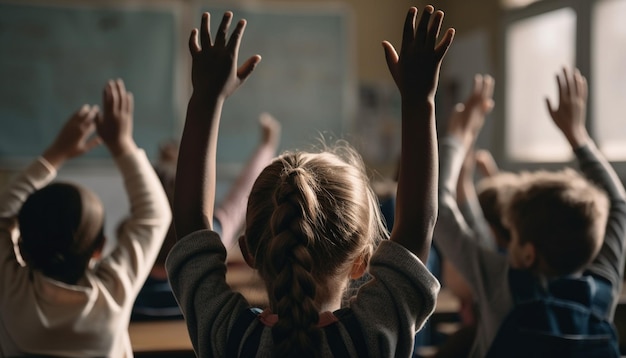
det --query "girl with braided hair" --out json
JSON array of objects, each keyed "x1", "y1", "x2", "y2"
[{"x1": 167, "y1": 5, "x2": 454, "y2": 357}]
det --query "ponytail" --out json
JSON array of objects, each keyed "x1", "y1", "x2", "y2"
[{"x1": 245, "y1": 145, "x2": 388, "y2": 357}]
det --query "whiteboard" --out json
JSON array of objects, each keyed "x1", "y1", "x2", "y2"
[
  {"x1": 0, "y1": 1, "x2": 180, "y2": 164},
  {"x1": 204, "y1": 4, "x2": 356, "y2": 164}
]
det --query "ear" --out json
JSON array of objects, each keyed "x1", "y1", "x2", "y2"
[
  {"x1": 91, "y1": 235, "x2": 106, "y2": 260},
  {"x1": 519, "y1": 241, "x2": 536, "y2": 269},
  {"x1": 349, "y1": 254, "x2": 368, "y2": 280},
  {"x1": 238, "y1": 235, "x2": 256, "y2": 268},
  {"x1": 91, "y1": 250, "x2": 102, "y2": 260}
]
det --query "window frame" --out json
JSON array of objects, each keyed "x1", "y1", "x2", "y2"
[{"x1": 496, "y1": 0, "x2": 626, "y2": 178}]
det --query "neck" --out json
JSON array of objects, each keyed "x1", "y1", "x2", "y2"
[{"x1": 150, "y1": 265, "x2": 168, "y2": 279}]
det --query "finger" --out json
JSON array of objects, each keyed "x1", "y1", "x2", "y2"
[
  {"x1": 400, "y1": 7, "x2": 417, "y2": 55},
  {"x1": 95, "y1": 109, "x2": 104, "y2": 128},
  {"x1": 83, "y1": 136, "x2": 103, "y2": 153},
  {"x1": 127, "y1": 92, "x2": 134, "y2": 116},
  {"x1": 228, "y1": 19, "x2": 247, "y2": 54},
  {"x1": 426, "y1": 10, "x2": 444, "y2": 50},
  {"x1": 416, "y1": 5, "x2": 434, "y2": 44},
  {"x1": 76, "y1": 106, "x2": 98, "y2": 138},
  {"x1": 382, "y1": 41, "x2": 399, "y2": 75},
  {"x1": 215, "y1": 11, "x2": 233, "y2": 47},
  {"x1": 545, "y1": 97, "x2": 555, "y2": 117},
  {"x1": 110, "y1": 80, "x2": 120, "y2": 116},
  {"x1": 81, "y1": 117, "x2": 97, "y2": 138},
  {"x1": 79, "y1": 107, "x2": 99, "y2": 142},
  {"x1": 115, "y1": 79, "x2": 127, "y2": 114},
  {"x1": 580, "y1": 74, "x2": 588, "y2": 102},
  {"x1": 562, "y1": 67, "x2": 572, "y2": 98},
  {"x1": 104, "y1": 80, "x2": 115, "y2": 114},
  {"x1": 200, "y1": 12, "x2": 212, "y2": 50},
  {"x1": 483, "y1": 74, "x2": 495, "y2": 101},
  {"x1": 472, "y1": 74, "x2": 483, "y2": 98},
  {"x1": 572, "y1": 68, "x2": 581, "y2": 96},
  {"x1": 85, "y1": 105, "x2": 99, "y2": 124},
  {"x1": 75, "y1": 104, "x2": 90, "y2": 121},
  {"x1": 189, "y1": 29, "x2": 201, "y2": 54},
  {"x1": 259, "y1": 112, "x2": 277, "y2": 128},
  {"x1": 556, "y1": 72, "x2": 566, "y2": 104},
  {"x1": 435, "y1": 28, "x2": 455, "y2": 62},
  {"x1": 574, "y1": 68, "x2": 588, "y2": 101},
  {"x1": 237, "y1": 55, "x2": 262, "y2": 82},
  {"x1": 115, "y1": 79, "x2": 126, "y2": 115}
]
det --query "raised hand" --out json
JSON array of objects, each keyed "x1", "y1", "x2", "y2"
[
  {"x1": 96, "y1": 79, "x2": 137, "y2": 157},
  {"x1": 382, "y1": 5, "x2": 454, "y2": 261},
  {"x1": 446, "y1": 74, "x2": 495, "y2": 149},
  {"x1": 189, "y1": 12, "x2": 261, "y2": 99},
  {"x1": 545, "y1": 68, "x2": 590, "y2": 148},
  {"x1": 259, "y1": 112, "x2": 281, "y2": 149},
  {"x1": 175, "y1": 11, "x2": 260, "y2": 238},
  {"x1": 475, "y1": 149, "x2": 499, "y2": 178},
  {"x1": 42, "y1": 105, "x2": 102, "y2": 168},
  {"x1": 382, "y1": 6, "x2": 455, "y2": 101}
]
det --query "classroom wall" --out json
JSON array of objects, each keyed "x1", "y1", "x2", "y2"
[
  {"x1": 0, "y1": 0, "x2": 504, "y2": 236},
  {"x1": 240, "y1": 0, "x2": 502, "y2": 85}
]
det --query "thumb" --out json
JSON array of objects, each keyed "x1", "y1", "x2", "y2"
[
  {"x1": 382, "y1": 41, "x2": 399, "y2": 82},
  {"x1": 238, "y1": 55, "x2": 262, "y2": 82},
  {"x1": 545, "y1": 97, "x2": 555, "y2": 117}
]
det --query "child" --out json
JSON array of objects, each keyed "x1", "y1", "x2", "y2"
[
  {"x1": 132, "y1": 113, "x2": 281, "y2": 320},
  {"x1": 0, "y1": 79, "x2": 171, "y2": 357},
  {"x1": 452, "y1": 74, "x2": 498, "y2": 253},
  {"x1": 166, "y1": 6, "x2": 454, "y2": 357},
  {"x1": 435, "y1": 67, "x2": 626, "y2": 357}
]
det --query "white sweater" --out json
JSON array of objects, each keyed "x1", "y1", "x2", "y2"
[{"x1": 0, "y1": 148, "x2": 171, "y2": 358}]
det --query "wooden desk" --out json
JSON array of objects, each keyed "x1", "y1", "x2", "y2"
[
  {"x1": 129, "y1": 320, "x2": 193, "y2": 357},
  {"x1": 435, "y1": 288, "x2": 460, "y2": 314}
]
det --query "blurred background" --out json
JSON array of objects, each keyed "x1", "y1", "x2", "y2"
[{"x1": 0, "y1": 0, "x2": 624, "y2": 236}]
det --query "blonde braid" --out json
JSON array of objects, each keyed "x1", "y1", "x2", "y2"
[
  {"x1": 267, "y1": 159, "x2": 322, "y2": 358},
  {"x1": 244, "y1": 145, "x2": 389, "y2": 357}
]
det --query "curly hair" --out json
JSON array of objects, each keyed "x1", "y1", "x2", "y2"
[{"x1": 244, "y1": 143, "x2": 386, "y2": 357}]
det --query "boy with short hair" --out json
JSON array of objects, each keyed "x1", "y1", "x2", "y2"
[{"x1": 435, "y1": 68, "x2": 626, "y2": 357}]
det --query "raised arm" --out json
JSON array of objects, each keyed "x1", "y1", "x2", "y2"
[
  {"x1": 95, "y1": 79, "x2": 171, "y2": 283},
  {"x1": 42, "y1": 106, "x2": 103, "y2": 168},
  {"x1": 455, "y1": 75, "x2": 495, "y2": 203},
  {"x1": 434, "y1": 73, "x2": 508, "y2": 297},
  {"x1": 446, "y1": 74, "x2": 494, "y2": 154},
  {"x1": 1, "y1": 105, "x2": 101, "y2": 222},
  {"x1": 174, "y1": 12, "x2": 261, "y2": 240},
  {"x1": 546, "y1": 68, "x2": 626, "y2": 308},
  {"x1": 1, "y1": 105, "x2": 101, "y2": 303},
  {"x1": 214, "y1": 113, "x2": 280, "y2": 248},
  {"x1": 454, "y1": 76, "x2": 496, "y2": 249},
  {"x1": 96, "y1": 80, "x2": 138, "y2": 157},
  {"x1": 545, "y1": 68, "x2": 591, "y2": 149},
  {"x1": 382, "y1": 6, "x2": 454, "y2": 261}
]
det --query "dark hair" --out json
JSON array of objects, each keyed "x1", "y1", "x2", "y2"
[
  {"x1": 245, "y1": 144, "x2": 386, "y2": 357},
  {"x1": 505, "y1": 169, "x2": 608, "y2": 275},
  {"x1": 18, "y1": 182, "x2": 105, "y2": 284}
]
